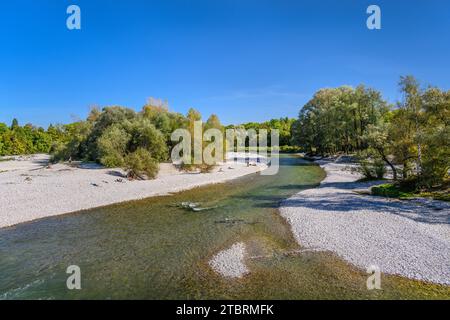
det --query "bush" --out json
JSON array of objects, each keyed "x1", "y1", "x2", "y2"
[
  {"x1": 371, "y1": 183, "x2": 415, "y2": 199},
  {"x1": 124, "y1": 148, "x2": 159, "y2": 180},
  {"x1": 279, "y1": 145, "x2": 302, "y2": 153},
  {"x1": 124, "y1": 118, "x2": 168, "y2": 162},
  {"x1": 97, "y1": 125, "x2": 130, "y2": 167},
  {"x1": 359, "y1": 159, "x2": 375, "y2": 179},
  {"x1": 50, "y1": 121, "x2": 92, "y2": 162},
  {"x1": 358, "y1": 158, "x2": 386, "y2": 180},
  {"x1": 373, "y1": 159, "x2": 386, "y2": 179},
  {"x1": 48, "y1": 109, "x2": 170, "y2": 180},
  {"x1": 50, "y1": 141, "x2": 70, "y2": 163},
  {"x1": 180, "y1": 161, "x2": 215, "y2": 173}
]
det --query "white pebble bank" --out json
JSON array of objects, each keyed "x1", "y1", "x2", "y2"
[
  {"x1": 209, "y1": 242, "x2": 249, "y2": 278},
  {"x1": 280, "y1": 161, "x2": 450, "y2": 285}
]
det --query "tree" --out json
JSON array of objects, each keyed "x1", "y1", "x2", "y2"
[
  {"x1": 48, "y1": 105, "x2": 170, "y2": 180},
  {"x1": 186, "y1": 108, "x2": 202, "y2": 122},
  {"x1": 97, "y1": 125, "x2": 130, "y2": 167},
  {"x1": 419, "y1": 86, "x2": 450, "y2": 187},
  {"x1": 205, "y1": 114, "x2": 222, "y2": 130},
  {"x1": 11, "y1": 118, "x2": 19, "y2": 130},
  {"x1": 364, "y1": 121, "x2": 398, "y2": 180},
  {"x1": 293, "y1": 86, "x2": 388, "y2": 155},
  {"x1": 124, "y1": 118, "x2": 168, "y2": 162},
  {"x1": 398, "y1": 76, "x2": 424, "y2": 175}
]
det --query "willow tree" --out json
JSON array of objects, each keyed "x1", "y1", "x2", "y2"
[{"x1": 294, "y1": 85, "x2": 388, "y2": 155}]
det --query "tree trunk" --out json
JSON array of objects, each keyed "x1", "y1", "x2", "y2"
[{"x1": 378, "y1": 149, "x2": 397, "y2": 181}]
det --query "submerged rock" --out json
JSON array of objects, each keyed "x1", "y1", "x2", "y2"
[{"x1": 177, "y1": 202, "x2": 218, "y2": 212}]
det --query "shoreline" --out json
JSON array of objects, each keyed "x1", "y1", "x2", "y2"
[
  {"x1": 280, "y1": 159, "x2": 450, "y2": 285},
  {"x1": 0, "y1": 154, "x2": 266, "y2": 229}
]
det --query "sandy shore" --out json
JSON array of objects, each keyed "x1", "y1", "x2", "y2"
[
  {"x1": 0, "y1": 154, "x2": 266, "y2": 229},
  {"x1": 280, "y1": 160, "x2": 450, "y2": 285}
]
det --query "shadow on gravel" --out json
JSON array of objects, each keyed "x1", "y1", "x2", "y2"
[{"x1": 282, "y1": 190, "x2": 450, "y2": 225}]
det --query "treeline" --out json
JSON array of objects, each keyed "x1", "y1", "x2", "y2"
[
  {"x1": 0, "y1": 101, "x2": 226, "y2": 178},
  {"x1": 0, "y1": 120, "x2": 65, "y2": 156},
  {"x1": 50, "y1": 103, "x2": 224, "y2": 179},
  {"x1": 3, "y1": 75, "x2": 447, "y2": 187},
  {"x1": 0, "y1": 100, "x2": 299, "y2": 178},
  {"x1": 227, "y1": 117, "x2": 296, "y2": 146},
  {"x1": 293, "y1": 76, "x2": 450, "y2": 189}
]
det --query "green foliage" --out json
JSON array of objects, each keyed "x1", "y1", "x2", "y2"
[
  {"x1": 205, "y1": 114, "x2": 222, "y2": 130},
  {"x1": 228, "y1": 117, "x2": 297, "y2": 147},
  {"x1": 180, "y1": 160, "x2": 216, "y2": 173},
  {"x1": 50, "y1": 121, "x2": 92, "y2": 162},
  {"x1": 371, "y1": 184, "x2": 415, "y2": 199},
  {"x1": 294, "y1": 77, "x2": 449, "y2": 193},
  {"x1": 124, "y1": 147, "x2": 159, "y2": 180},
  {"x1": 97, "y1": 125, "x2": 129, "y2": 167},
  {"x1": 279, "y1": 145, "x2": 302, "y2": 153},
  {"x1": 11, "y1": 118, "x2": 19, "y2": 130},
  {"x1": 373, "y1": 159, "x2": 386, "y2": 179},
  {"x1": 86, "y1": 106, "x2": 137, "y2": 160},
  {"x1": 386, "y1": 77, "x2": 449, "y2": 188},
  {"x1": 48, "y1": 104, "x2": 177, "y2": 179},
  {"x1": 293, "y1": 85, "x2": 389, "y2": 155},
  {"x1": 358, "y1": 158, "x2": 386, "y2": 180},
  {"x1": 124, "y1": 118, "x2": 168, "y2": 161},
  {"x1": 0, "y1": 121, "x2": 62, "y2": 156},
  {"x1": 371, "y1": 182, "x2": 449, "y2": 202}
]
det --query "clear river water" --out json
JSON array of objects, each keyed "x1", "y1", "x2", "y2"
[{"x1": 0, "y1": 155, "x2": 448, "y2": 299}]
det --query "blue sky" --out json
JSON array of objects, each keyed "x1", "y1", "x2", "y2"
[{"x1": 0, "y1": 0, "x2": 449, "y2": 127}]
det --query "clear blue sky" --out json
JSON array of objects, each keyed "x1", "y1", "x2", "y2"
[{"x1": 0, "y1": 0, "x2": 449, "y2": 127}]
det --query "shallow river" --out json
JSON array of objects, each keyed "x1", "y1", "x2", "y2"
[{"x1": 0, "y1": 155, "x2": 448, "y2": 299}]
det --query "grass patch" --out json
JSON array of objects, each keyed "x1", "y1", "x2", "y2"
[
  {"x1": 372, "y1": 183, "x2": 450, "y2": 202},
  {"x1": 372, "y1": 184, "x2": 415, "y2": 199},
  {"x1": 419, "y1": 190, "x2": 450, "y2": 202}
]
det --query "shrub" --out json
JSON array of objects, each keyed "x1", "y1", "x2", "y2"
[
  {"x1": 124, "y1": 118, "x2": 168, "y2": 161},
  {"x1": 50, "y1": 141, "x2": 70, "y2": 163},
  {"x1": 373, "y1": 159, "x2": 386, "y2": 179},
  {"x1": 358, "y1": 157, "x2": 386, "y2": 180},
  {"x1": 180, "y1": 161, "x2": 215, "y2": 173},
  {"x1": 97, "y1": 125, "x2": 130, "y2": 167},
  {"x1": 279, "y1": 145, "x2": 302, "y2": 153},
  {"x1": 359, "y1": 159, "x2": 376, "y2": 180},
  {"x1": 371, "y1": 183, "x2": 415, "y2": 199},
  {"x1": 124, "y1": 148, "x2": 159, "y2": 180},
  {"x1": 49, "y1": 110, "x2": 169, "y2": 180}
]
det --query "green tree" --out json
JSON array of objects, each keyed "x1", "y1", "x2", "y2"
[
  {"x1": 97, "y1": 125, "x2": 130, "y2": 167},
  {"x1": 294, "y1": 86, "x2": 388, "y2": 155},
  {"x1": 11, "y1": 118, "x2": 19, "y2": 130}
]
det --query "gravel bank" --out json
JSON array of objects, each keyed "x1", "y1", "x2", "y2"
[
  {"x1": 0, "y1": 154, "x2": 266, "y2": 229},
  {"x1": 209, "y1": 242, "x2": 249, "y2": 278},
  {"x1": 280, "y1": 161, "x2": 450, "y2": 285}
]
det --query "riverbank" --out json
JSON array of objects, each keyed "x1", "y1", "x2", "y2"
[
  {"x1": 0, "y1": 154, "x2": 266, "y2": 229},
  {"x1": 280, "y1": 159, "x2": 450, "y2": 285}
]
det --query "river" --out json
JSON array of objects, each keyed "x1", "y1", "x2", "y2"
[{"x1": 0, "y1": 155, "x2": 448, "y2": 299}]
